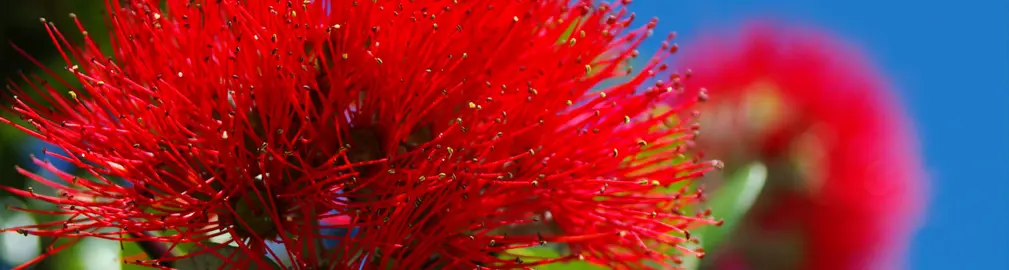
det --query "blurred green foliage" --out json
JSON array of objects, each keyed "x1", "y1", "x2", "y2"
[{"x1": 1, "y1": 0, "x2": 107, "y2": 173}]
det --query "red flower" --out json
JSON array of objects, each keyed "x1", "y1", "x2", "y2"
[
  {"x1": 1, "y1": 0, "x2": 719, "y2": 269},
  {"x1": 679, "y1": 21, "x2": 926, "y2": 270}
]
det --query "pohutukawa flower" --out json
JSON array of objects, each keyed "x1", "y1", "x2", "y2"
[
  {"x1": 676, "y1": 21, "x2": 925, "y2": 270},
  {"x1": 1, "y1": 0, "x2": 719, "y2": 269}
]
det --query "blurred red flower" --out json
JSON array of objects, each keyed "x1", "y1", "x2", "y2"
[
  {"x1": 679, "y1": 21, "x2": 926, "y2": 270},
  {"x1": 1, "y1": 0, "x2": 718, "y2": 269}
]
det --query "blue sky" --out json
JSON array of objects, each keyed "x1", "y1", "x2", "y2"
[{"x1": 635, "y1": 0, "x2": 1009, "y2": 268}]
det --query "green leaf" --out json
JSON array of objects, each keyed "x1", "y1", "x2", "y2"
[
  {"x1": 498, "y1": 246, "x2": 605, "y2": 270},
  {"x1": 541, "y1": 261, "x2": 608, "y2": 270},
  {"x1": 508, "y1": 246, "x2": 560, "y2": 258},
  {"x1": 536, "y1": 260, "x2": 608, "y2": 270},
  {"x1": 682, "y1": 162, "x2": 768, "y2": 270},
  {"x1": 174, "y1": 244, "x2": 282, "y2": 270},
  {"x1": 503, "y1": 247, "x2": 607, "y2": 270}
]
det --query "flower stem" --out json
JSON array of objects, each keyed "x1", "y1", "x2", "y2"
[{"x1": 130, "y1": 231, "x2": 175, "y2": 267}]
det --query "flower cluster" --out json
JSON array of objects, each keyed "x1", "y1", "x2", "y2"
[
  {"x1": 1, "y1": 0, "x2": 718, "y2": 269},
  {"x1": 677, "y1": 22, "x2": 925, "y2": 270}
]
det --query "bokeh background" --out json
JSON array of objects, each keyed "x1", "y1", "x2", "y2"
[
  {"x1": 634, "y1": 1, "x2": 1009, "y2": 269},
  {"x1": 0, "y1": 0, "x2": 1006, "y2": 269}
]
